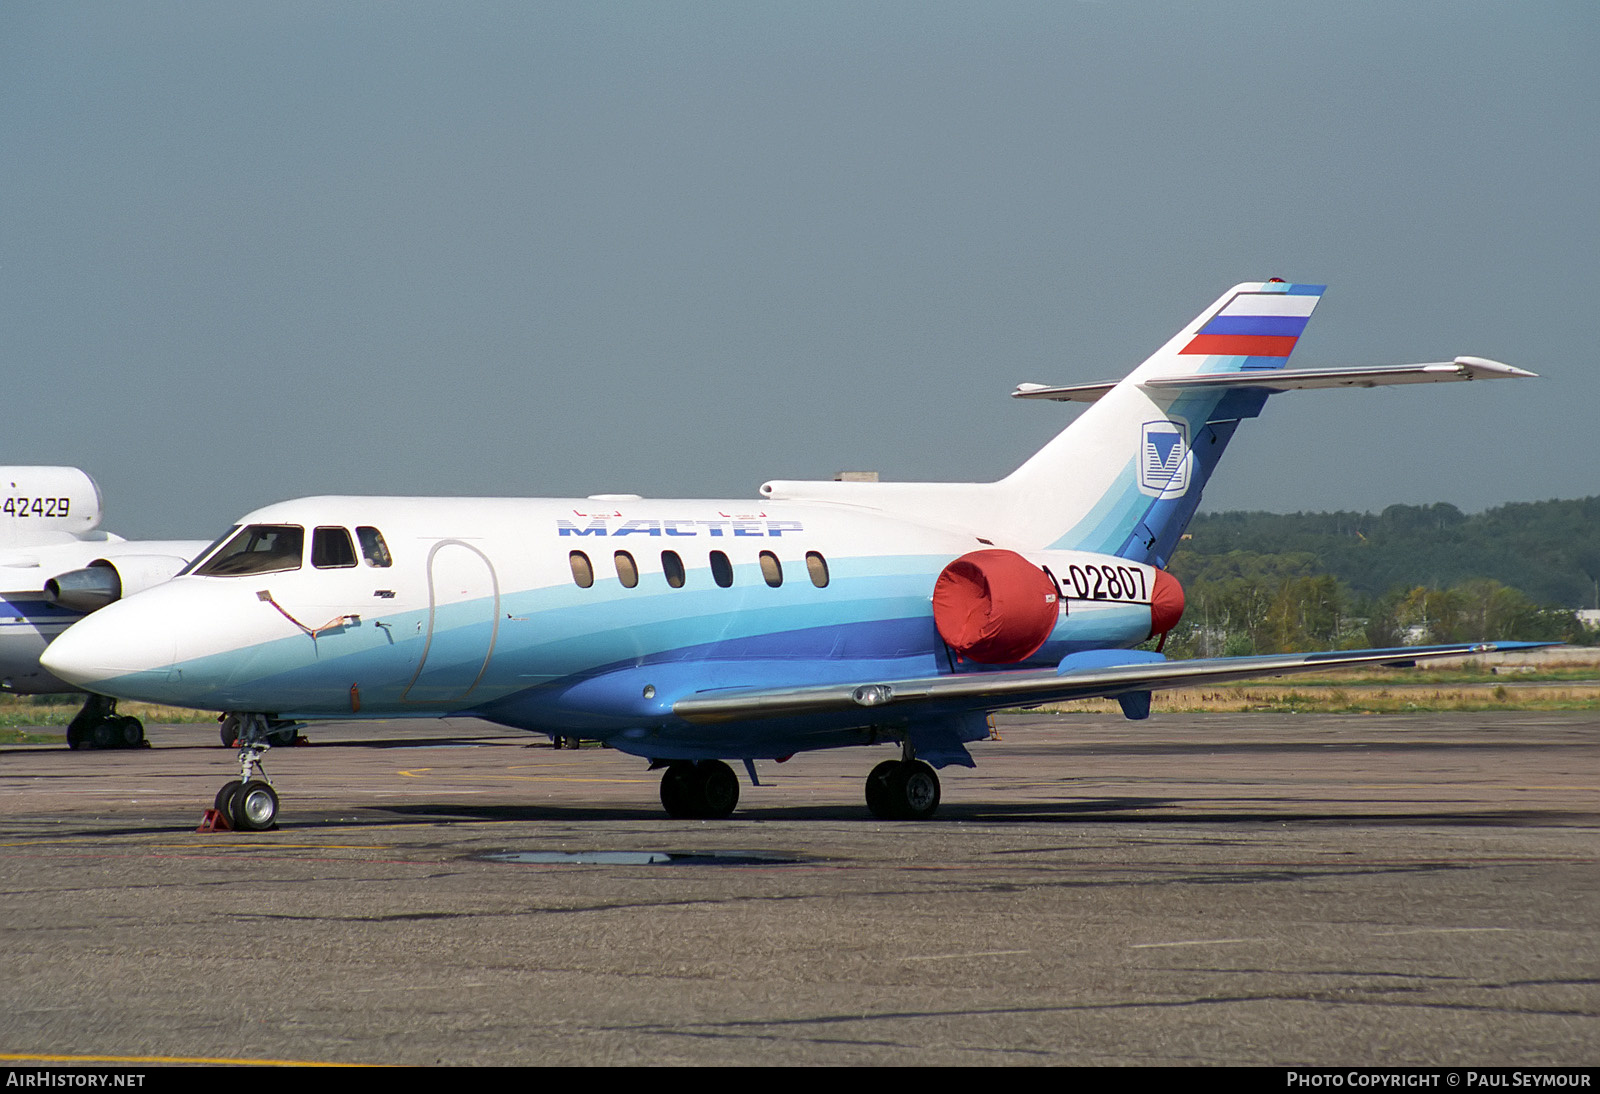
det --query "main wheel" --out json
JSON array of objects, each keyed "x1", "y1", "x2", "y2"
[
  {"x1": 887, "y1": 760, "x2": 940, "y2": 820},
  {"x1": 695, "y1": 760, "x2": 739, "y2": 819},
  {"x1": 865, "y1": 760, "x2": 899, "y2": 819},
  {"x1": 118, "y1": 716, "x2": 145, "y2": 748},
  {"x1": 659, "y1": 760, "x2": 740, "y2": 819},
  {"x1": 660, "y1": 762, "x2": 699, "y2": 818},
  {"x1": 219, "y1": 715, "x2": 241, "y2": 747},
  {"x1": 231, "y1": 781, "x2": 279, "y2": 831},
  {"x1": 66, "y1": 721, "x2": 88, "y2": 750},
  {"x1": 91, "y1": 719, "x2": 116, "y2": 750}
]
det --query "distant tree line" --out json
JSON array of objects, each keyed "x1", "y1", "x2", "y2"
[{"x1": 1160, "y1": 498, "x2": 1599, "y2": 656}]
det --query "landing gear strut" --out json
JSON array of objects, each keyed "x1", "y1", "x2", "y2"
[
  {"x1": 658, "y1": 759, "x2": 740, "y2": 819},
  {"x1": 864, "y1": 751, "x2": 941, "y2": 821},
  {"x1": 64, "y1": 694, "x2": 145, "y2": 750},
  {"x1": 211, "y1": 713, "x2": 281, "y2": 832}
]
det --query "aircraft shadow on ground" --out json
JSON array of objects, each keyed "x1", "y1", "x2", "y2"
[{"x1": 363, "y1": 798, "x2": 1594, "y2": 828}]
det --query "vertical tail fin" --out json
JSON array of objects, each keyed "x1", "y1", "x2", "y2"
[{"x1": 996, "y1": 281, "x2": 1325, "y2": 564}]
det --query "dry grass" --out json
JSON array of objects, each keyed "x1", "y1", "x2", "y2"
[{"x1": 0, "y1": 696, "x2": 217, "y2": 729}]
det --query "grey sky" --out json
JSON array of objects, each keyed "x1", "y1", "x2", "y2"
[{"x1": 3, "y1": 2, "x2": 1595, "y2": 540}]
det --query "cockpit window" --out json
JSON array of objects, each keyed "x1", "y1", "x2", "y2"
[
  {"x1": 178, "y1": 525, "x2": 240, "y2": 576},
  {"x1": 194, "y1": 524, "x2": 304, "y2": 577},
  {"x1": 356, "y1": 526, "x2": 392, "y2": 568},
  {"x1": 312, "y1": 527, "x2": 358, "y2": 569}
]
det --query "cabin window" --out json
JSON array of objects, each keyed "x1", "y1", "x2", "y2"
[
  {"x1": 806, "y1": 551, "x2": 829, "y2": 588},
  {"x1": 661, "y1": 550, "x2": 686, "y2": 588},
  {"x1": 614, "y1": 551, "x2": 639, "y2": 588},
  {"x1": 569, "y1": 550, "x2": 594, "y2": 588},
  {"x1": 356, "y1": 526, "x2": 392, "y2": 568},
  {"x1": 312, "y1": 527, "x2": 358, "y2": 569},
  {"x1": 710, "y1": 550, "x2": 733, "y2": 588},
  {"x1": 194, "y1": 525, "x2": 305, "y2": 577},
  {"x1": 759, "y1": 551, "x2": 783, "y2": 587}
]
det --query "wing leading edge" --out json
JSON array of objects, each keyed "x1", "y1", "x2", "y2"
[{"x1": 672, "y1": 642, "x2": 1548, "y2": 725}]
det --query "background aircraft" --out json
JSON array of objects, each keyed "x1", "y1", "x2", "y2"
[
  {"x1": 0, "y1": 466, "x2": 207, "y2": 747},
  {"x1": 40, "y1": 282, "x2": 1536, "y2": 826}
]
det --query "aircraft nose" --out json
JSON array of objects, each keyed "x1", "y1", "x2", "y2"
[{"x1": 41, "y1": 599, "x2": 177, "y2": 690}]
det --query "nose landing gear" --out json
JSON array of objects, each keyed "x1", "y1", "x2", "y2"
[{"x1": 206, "y1": 713, "x2": 284, "y2": 832}]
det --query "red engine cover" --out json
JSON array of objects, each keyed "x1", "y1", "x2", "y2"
[
  {"x1": 1150, "y1": 568, "x2": 1186, "y2": 637},
  {"x1": 932, "y1": 549, "x2": 1060, "y2": 664}
]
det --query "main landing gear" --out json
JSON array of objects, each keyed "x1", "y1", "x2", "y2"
[
  {"x1": 209, "y1": 713, "x2": 282, "y2": 832},
  {"x1": 64, "y1": 694, "x2": 145, "y2": 750},
  {"x1": 657, "y1": 759, "x2": 740, "y2": 819},
  {"x1": 219, "y1": 712, "x2": 300, "y2": 748},
  {"x1": 649, "y1": 748, "x2": 943, "y2": 821},
  {"x1": 864, "y1": 749, "x2": 941, "y2": 821}
]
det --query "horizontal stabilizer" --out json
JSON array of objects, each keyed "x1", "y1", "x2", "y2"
[
  {"x1": 1012, "y1": 357, "x2": 1535, "y2": 402},
  {"x1": 673, "y1": 642, "x2": 1549, "y2": 724}
]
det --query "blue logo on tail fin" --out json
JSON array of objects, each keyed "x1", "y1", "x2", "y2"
[{"x1": 1139, "y1": 420, "x2": 1190, "y2": 497}]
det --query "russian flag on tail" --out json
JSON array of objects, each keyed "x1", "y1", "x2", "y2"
[{"x1": 1180, "y1": 283, "x2": 1324, "y2": 359}]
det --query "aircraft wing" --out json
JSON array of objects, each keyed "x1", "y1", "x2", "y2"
[
  {"x1": 672, "y1": 641, "x2": 1542, "y2": 724},
  {"x1": 1012, "y1": 357, "x2": 1535, "y2": 402}
]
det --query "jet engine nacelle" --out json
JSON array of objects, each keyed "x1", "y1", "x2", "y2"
[
  {"x1": 932, "y1": 549, "x2": 1061, "y2": 664},
  {"x1": 0, "y1": 467, "x2": 103, "y2": 548},
  {"x1": 45, "y1": 555, "x2": 191, "y2": 614}
]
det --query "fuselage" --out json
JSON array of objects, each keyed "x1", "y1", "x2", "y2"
[{"x1": 41, "y1": 494, "x2": 1163, "y2": 753}]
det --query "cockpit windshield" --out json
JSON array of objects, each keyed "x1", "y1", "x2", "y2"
[
  {"x1": 194, "y1": 524, "x2": 304, "y2": 577},
  {"x1": 177, "y1": 525, "x2": 240, "y2": 576}
]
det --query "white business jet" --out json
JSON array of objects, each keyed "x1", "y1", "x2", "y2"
[{"x1": 41, "y1": 282, "x2": 1536, "y2": 825}]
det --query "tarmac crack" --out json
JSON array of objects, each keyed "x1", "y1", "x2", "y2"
[
  {"x1": 601, "y1": 990, "x2": 1600, "y2": 1035},
  {"x1": 613, "y1": 1025, "x2": 1057, "y2": 1057}
]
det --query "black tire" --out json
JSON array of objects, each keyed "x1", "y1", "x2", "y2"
[
  {"x1": 865, "y1": 760, "x2": 899, "y2": 819},
  {"x1": 660, "y1": 762, "x2": 699, "y2": 818},
  {"x1": 118, "y1": 717, "x2": 145, "y2": 748},
  {"x1": 214, "y1": 780, "x2": 243, "y2": 817},
  {"x1": 220, "y1": 715, "x2": 240, "y2": 747},
  {"x1": 66, "y1": 722, "x2": 88, "y2": 751},
  {"x1": 887, "y1": 760, "x2": 940, "y2": 820},
  {"x1": 267, "y1": 726, "x2": 298, "y2": 747},
  {"x1": 90, "y1": 719, "x2": 116, "y2": 750},
  {"x1": 695, "y1": 760, "x2": 739, "y2": 819},
  {"x1": 660, "y1": 760, "x2": 740, "y2": 819},
  {"x1": 231, "y1": 781, "x2": 279, "y2": 831}
]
